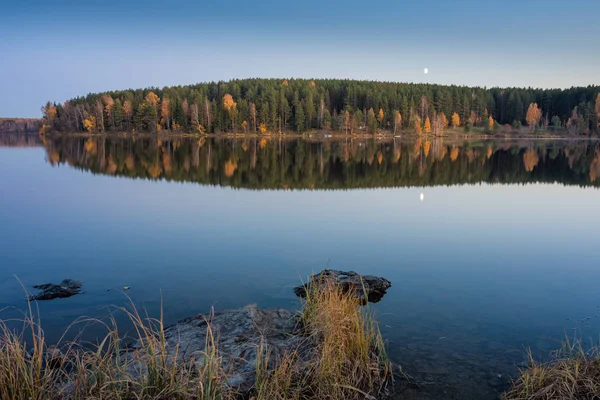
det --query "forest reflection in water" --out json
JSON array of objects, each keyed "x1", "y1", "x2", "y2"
[{"x1": 41, "y1": 135, "x2": 600, "y2": 189}]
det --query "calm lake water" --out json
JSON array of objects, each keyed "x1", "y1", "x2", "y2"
[{"x1": 2, "y1": 133, "x2": 600, "y2": 399}]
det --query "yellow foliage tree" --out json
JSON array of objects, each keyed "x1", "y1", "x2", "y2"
[
  {"x1": 525, "y1": 103, "x2": 542, "y2": 130},
  {"x1": 377, "y1": 108, "x2": 384, "y2": 129},
  {"x1": 84, "y1": 116, "x2": 96, "y2": 132},
  {"x1": 442, "y1": 113, "x2": 449, "y2": 128},
  {"x1": 102, "y1": 95, "x2": 114, "y2": 116},
  {"x1": 394, "y1": 111, "x2": 402, "y2": 134},
  {"x1": 309, "y1": 80, "x2": 316, "y2": 88},
  {"x1": 424, "y1": 117, "x2": 431, "y2": 133},
  {"x1": 223, "y1": 94, "x2": 238, "y2": 131},
  {"x1": 259, "y1": 123, "x2": 268, "y2": 134},
  {"x1": 241, "y1": 120, "x2": 248, "y2": 133},
  {"x1": 451, "y1": 112, "x2": 460, "y2": 128},
  {"x1": 42, "y1": 102, "x2": 57, "y2": 125},
  {"x1": 145, "y1": 91, "x2": 160, "y2": 106},
  {"x1": 223, "y1": 94, "x2": 237, "y2": 112},
  {"x1": 282, "y1": 80, "x2": 289, "y2": 87}
]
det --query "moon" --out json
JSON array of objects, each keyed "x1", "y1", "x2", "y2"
[{"x1": 424, "y1": 68, "x2": 429, "y2": 74}]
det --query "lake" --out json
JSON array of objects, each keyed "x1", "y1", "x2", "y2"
[{"x1": 2, "y1": 133, "x2": 600, "y2": 399}]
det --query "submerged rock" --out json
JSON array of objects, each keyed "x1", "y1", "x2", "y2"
[
  {"x1": 293, "y1": 269, "x2": 392, "y2": 303},
  {"x1": 127, "y1": 270, "x2": 391, "y2": 397},
  {"x1": 29, "y1": 279, "x2": 82, "y2": 301},
  {"x1": 131, "y1": 304, "x2": 313, "y2": 394}
]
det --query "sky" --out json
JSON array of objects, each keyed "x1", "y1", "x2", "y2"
[{"x1": 1, "y1": 0, "x2": 599, "y2": 117}]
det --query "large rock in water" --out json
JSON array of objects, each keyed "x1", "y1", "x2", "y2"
[
  {"x1": 293, "y1": 269, "x2": 392, "y2": 303},
  {"x1": 131, "y1": 304, "x2": 314, "y2": 395},
  {"x1": 29, "y1": 279, "x2": 82, "y2": 301},
  {"x1": 129, "y1": 270, "x2": 391, "y2": 397}
]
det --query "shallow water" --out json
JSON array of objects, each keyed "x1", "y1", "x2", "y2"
[{"x1": 2, "y1": 134, "x2": 600, "y2": 399}]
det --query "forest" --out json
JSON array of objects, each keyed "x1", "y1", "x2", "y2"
[
  {"x1": 43, "y1": 137, "x2": 600, "y2": 189},
  {"x1": 40, "y1": 79, "x2": 600, "y2": 135}
]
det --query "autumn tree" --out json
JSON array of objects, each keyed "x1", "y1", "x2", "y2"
[
  {"x1": 424, "y1": 117, "x2": 431, "y2": 133},
  {"x1": 84, "y1": 116, "x2": 96, "y2": 132},
  {"x1": 145, "y1": 92, "x2": 160, "y2": 106},
  {"x1": 394, "y1": 111, "x2": 402, "y2": 134},
  {"x1": 160, "y1": 98, "x2": 170, "y2": 130},
  {"x1": 223, "y1": 94, "x2": 238, "y2": 132},
  {"x1": 42, "y1": 101, "x2": 57, "y2": 130},
  {"x1": 101, "y1": 95, "x2": 115, "y2": 129},
  {"x1": 451, "y1": 112, "x2": 460, "y2": 128},
  {"x1": 525, "y1": 103, "x2": 542, "y2": 130},
  {"x1": 377, "y1": 108, "x2": 384, "y2": 130}
]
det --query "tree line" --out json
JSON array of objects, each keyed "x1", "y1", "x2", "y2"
[
  {"x1": 43, "y1": 137, "x2": 600, "y2": 189},
  {"x1": 40, "y1": 79, "x2": 600, "y2": 135}
]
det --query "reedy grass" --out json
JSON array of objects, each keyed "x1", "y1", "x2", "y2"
[
  {"x1": 503, "y1": 336, "x2": 600, "y2": 400},
  {"x1": 0, "y1": 279, "x2": 391, "y2": 400},
  {"x1": 0, "y1": 293, "x2": 227, "y2": 400},
  {"x1": 254, "y1": 277, "x2": 392, "y2": 400}
]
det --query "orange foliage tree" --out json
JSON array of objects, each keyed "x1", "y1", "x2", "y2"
[
  {"x1": 145, "y1": 92, "x2": 160, "y2": 106},
  {"x1": 394, "y1": 111, "x2": 402, "y2": 134},
  {"x1": 424, "y1": 117, "x2": 431, "y2": 133},
  {"x1": 377, "y1": 108, "x2": 384, "y2": 130},
  {"x1": 526, "y1": 103, "x2": 542, "y2": 130},
  {"x1": 451, "y1": 112, "x2": 460, "y2": 128}
]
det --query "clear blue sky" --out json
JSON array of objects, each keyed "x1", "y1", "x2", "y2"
[{"x1": 1, "y1": 0, "x2": 599, "y2": 117}]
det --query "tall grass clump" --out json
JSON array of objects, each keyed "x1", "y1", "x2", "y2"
[
  {"x1": 0, "y1": 301, "x2": 60, "y2": 400},
  {"x1": 255, "y1": 278, "x2": 392, "y2": 400},
  {"x1": 0, "y1": 295, "x2": 227, "y2": 400},
  {"x1": 503, "y1": 337, "x2": 600, "y2": 400},
  {"x1": 0, "y1": 279, "x2": 392, "y2": 400}
]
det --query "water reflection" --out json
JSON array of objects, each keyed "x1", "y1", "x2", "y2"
[{"x1": 42, "y1": 136, "x2": 600, "y2": 188}]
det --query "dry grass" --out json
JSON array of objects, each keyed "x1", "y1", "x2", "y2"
[
  {"x1": 0, "y1": 280, "x2": 392, "y2": 400},
  {"x1": 0, "y1": 295, "x2": 226, "y2": 400},
  {"x1": 503, "y1": 338, "x2": 600, "y2": 400},
  {"x1": 254, "y1": 278, "x2": 392, "y2": 400}
]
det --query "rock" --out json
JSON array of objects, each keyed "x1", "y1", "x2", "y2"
[
  {"x1": 29, "y1": 279, "x2": 82, "y2": 301},
  {"x1": 45, "y1": 345, "x2": 64, "y2": 369},
  {"x1": 130, "y1": 304, "x2": 314, "y2": 395},
  {"x1": 293, "y1": 269, "x2": 391, "y2": 303}
]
